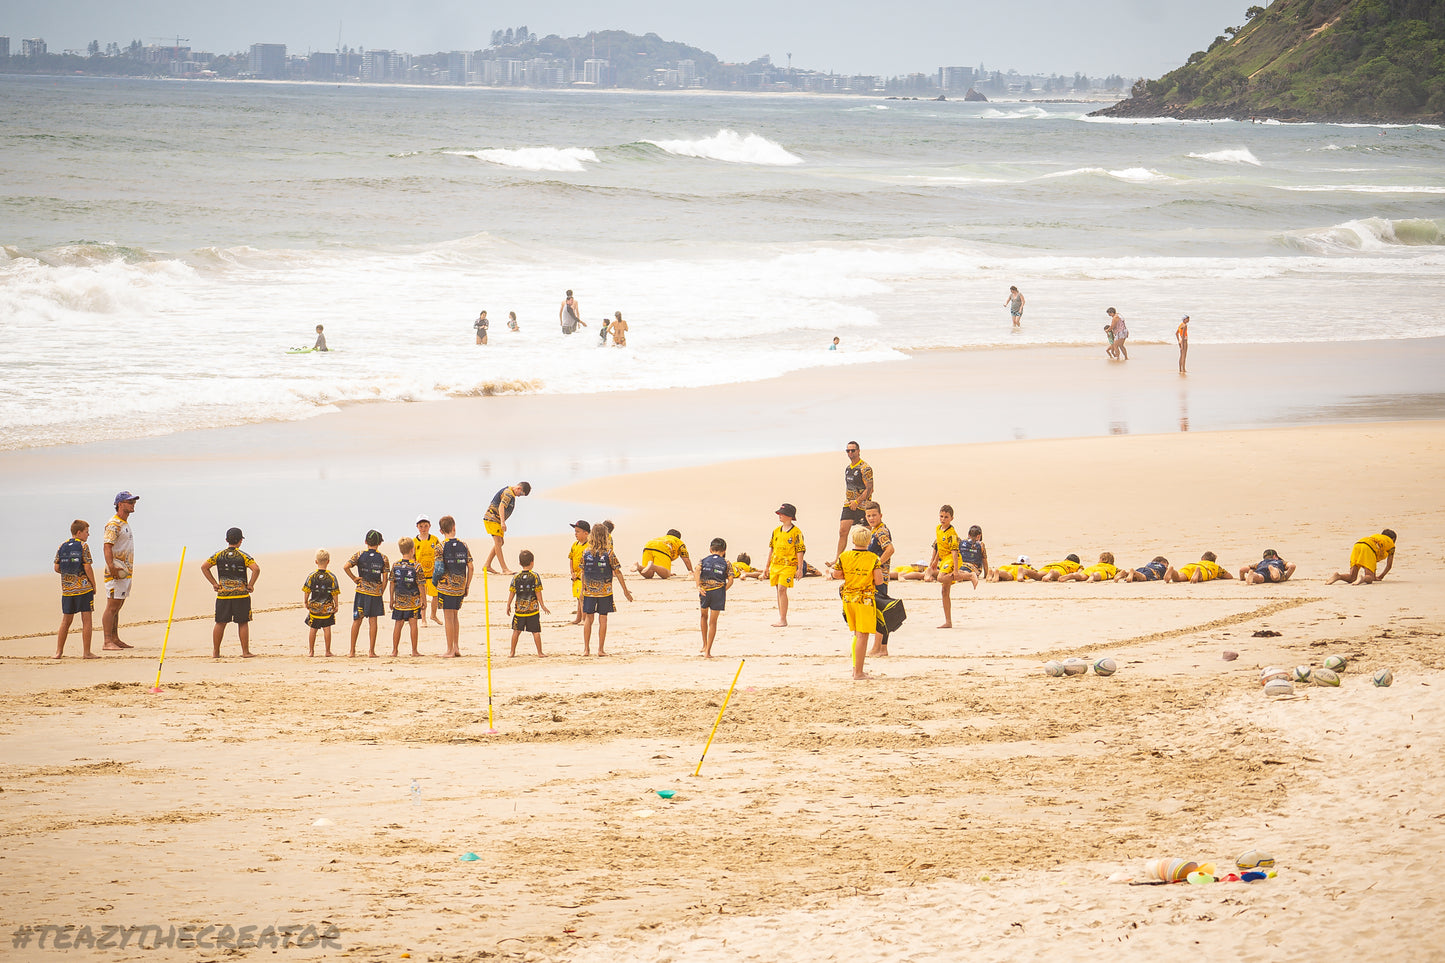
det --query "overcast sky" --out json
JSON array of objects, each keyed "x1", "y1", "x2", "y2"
[{"x1": 6, "y1": 1, "x2": 1257, "y2": 78}]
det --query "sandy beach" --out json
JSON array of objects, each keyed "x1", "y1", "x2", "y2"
[{"x1": 2, "y1": 357, "x2": 1443, "y2": 961}]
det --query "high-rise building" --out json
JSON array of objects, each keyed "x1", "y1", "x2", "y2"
[
  {"x1": 677, "y1": 59, "x2": 698, "y2": 87},
  {"x1": 307, "y1": 51, "x2": 337, "y2": 80},
  {"x1": 248, "y1": 43, "x2": 286, "y2": 79},
  {"x1": 22, "y1": 38, "x2": 47, "y2": 57},
  {"x1": 0, "y1": 37, "x2": 10, "y2": 60},
  {"x1": 940, "y1": 66, "x2": 975, "y2": 91},
  {"x1": 582, "y1": 59, "x2": 613, "y2": 87},
  {"x1": 448, "y1": 50, "x2": 473, "y2": 84}
]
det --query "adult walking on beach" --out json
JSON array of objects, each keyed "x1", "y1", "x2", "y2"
[
  {"x1": 836, "y1": 441, "x2": 874, "y2": 558},
  {"x1": 559, "y1": 290, "x2": 586, "y2": 336},
  {"x1": 483, "y1": 482, "x2": 532, "y2": 574},
  {"x1": 1177, "y1": 315, "x2": 1189, "y2": 373},
  {"x1": 1106, "y1": 307, "x2": 1129, "y2": 361},
  {"x1": 1005, "y1": 286, "x2": 1025, "y2": 327},
  {"x1": 101, "y1": 491, "x2": 139, "y2": 651}
]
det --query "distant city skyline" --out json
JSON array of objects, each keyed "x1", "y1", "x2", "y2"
[{"x1": 5, "y1": 0, "x2": 1259, "y2": 79}]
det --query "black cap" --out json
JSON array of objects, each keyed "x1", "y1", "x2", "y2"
[
  {"x1": 365, "y1": 529, "x2": 383, "y2": 546},
  {"x1": 226, "y1": 527, "x2": 244, "y2": 543},
  {"x1": 776, "y1": 503, "x2": 797, "y2": 518},
  {"x1": 571, "y1": 519, "x2": 591, "y2": 532}
]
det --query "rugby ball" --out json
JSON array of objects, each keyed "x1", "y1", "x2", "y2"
[
  {"x1": 1372, "y1": 668, "x2": 1394, "y2": 687},
  {"x1": 1264, "y1": 678, "x2": 1294, "y2": 697},
  {"x1": 1323, "y1": 655, "x2": 1348, "y2": 673},
  {"x1": 1259, "y1": 666, "x2": 1289, "y2": 686},
  {"x1": 1291, "y1": 665, "x2": 1312, "y2": 683},
  {"x1": 1044, "y1": 661, "x2": 1066, "y2": 678},
  {"x1": 1312, "y1": 667, "x2": 1341, "y2": 687},
  {"x1": 1093, "y1": 657, "x2": 1118, "y2": 677},
  {"x1": 1062, "y1": 657, "x2": 1089, "y2": 676},
  {"x1": 1235, "y1": 850, "x2": 1275, "y2": 870}
]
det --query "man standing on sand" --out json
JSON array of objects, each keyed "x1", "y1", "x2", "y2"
[
  {"x1": 836, "y1": 441, "x2": 874, "y2": 558},
  {"x1": 102, "y1": 491, "x2": 139, "y2": 651},
  {"x1": 484, "y1": 482, "x2": 532, "y2": 574},
  {"x1": 559, "y1": 290, "x2": 587, "y2": 336}
]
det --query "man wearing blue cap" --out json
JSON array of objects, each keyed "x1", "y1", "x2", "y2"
[{"x1": 102, "y1": 491, "x2": 139, "y2": 651}]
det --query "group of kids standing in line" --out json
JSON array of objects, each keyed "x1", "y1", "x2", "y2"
[{"x1": 52, "y1": 465, "x2": 1401, "y2": 674}]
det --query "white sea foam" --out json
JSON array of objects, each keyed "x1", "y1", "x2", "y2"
[
  {"x1": 449, "y1": 147, "x2": 599, "y2": 172},
  {"x1": 1187, "y1": 148, "x2": 1262, "y2": 165},
  {"x1": 1281, "y1": 185, "x2": 1445, "y2": 194},
  {"x1": 980, "y1": 107, "x2": 1051, "y2": 120},
  {"x1": 1042, "y1": 167, "x2": 1175, "y2": 183},
  {"x1": 645, "y1": 130, "x2": 803, "y2": 166},
  {"x1": 1280, "y1": 217, "x2": 1444, "y2": 254}
]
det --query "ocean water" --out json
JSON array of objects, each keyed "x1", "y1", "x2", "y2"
[{"x1": 3, "y1": 76, "x2": 1444, "y2": 452}]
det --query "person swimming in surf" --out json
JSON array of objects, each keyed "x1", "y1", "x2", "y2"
[
  {"x1": 313, "y1": 324, "x2": 328, "y2": 351},
  {"x1": 559, "y1": 290, "x2": 587, "y2": 335}
]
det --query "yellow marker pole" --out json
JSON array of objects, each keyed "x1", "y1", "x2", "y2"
[
  {"x1": 693, "y1": 658, "x2": 745, "y2": 777},
  {"x1": 150, "y1": 547, "x2": 187, "y2": 693},
  {"x1": 483, "y1": 570, "x2": 497, "y2": 732}
]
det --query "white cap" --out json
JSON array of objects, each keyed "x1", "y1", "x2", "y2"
[
  {"x1": 1017, "y1": 555, "x2": 1030, "y2": 565},
  {"x1": 415, "y1": 513, "x2": 431, "y2": 524}
]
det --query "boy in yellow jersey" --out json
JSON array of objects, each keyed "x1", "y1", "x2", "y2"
[
  {"x1": 831, "y1": 525, "x2": 884, "y2": 680},
  {"x1": 927, "y1": 505, "x2": 961, "y2": 628},
  {"x1": 635, "y1": 529, "x2": 693, "y2": 579},
  {"x1": 989, "y1": 555, "x2": 1036, "y2": 582},
  {"x1": 567, "y1": 520, "x2": 591, "y2": 624},
  {"x1": 763, "y1": 503, "x2": 806, "y2": 628},
  {"x1": 1059, "y1": 551, "x2": 1119, "y2": 582},
  {"x1": 1327, "y1": 528, "x2": 1397, "y2": 585},
  {"x1": 1167, "y1": 551, "x2": 1233, "y2": 583},
  {"x1": 413, "y1": 514, "x2": 442, "y2": 626},
  {"x1": 507, "y1": 550, "x2": 550, "y2": 657},
  {"x1": 1026, "y1": 554, "x2": 1084, "y2": 581},
  {"x1": 732, "y1": 553, "x2": 763, "y2": 579}
]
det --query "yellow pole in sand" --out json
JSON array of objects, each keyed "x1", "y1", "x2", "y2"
[
  {"x1": 150, "y1": 547, "x2": 187, "y2": 693},
  {"x1": 483, "y1": 570, "x2": 496, "y2": 732},
  {"x1": 693, "y1": 658, "x2": 745, "y2": 777}
]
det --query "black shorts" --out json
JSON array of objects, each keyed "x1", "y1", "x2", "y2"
[
  {"x1": 306, "y1": 614, "x2": 336, "y2": 629},
  {"x1": 216, "y1": 596, "x2": 252, "y2": 624},
  {"x1": 353, "y1": 594, "x2": 385, "y2": 619},
  {"x1": 582, "y1": 595, "x2": 615, "y2": 615},
  {"x1": 699, "y1": 588, "x2": 726, "y2": 611},
  {"x1": 439, "y1": 593, "x2": 463, "y2": 611},
  {"x1": 511, "y1": 613, "x2": 541, "y2": 633},
  {"x1": 61, "y1": 591, "x2": 95, "y2": 615},
  {"x1": 392, "y1": 607, "x2": 421, "y2": 622},
  {"x1": 840, "y1": 506, "x2": 867, "y2": 523}
]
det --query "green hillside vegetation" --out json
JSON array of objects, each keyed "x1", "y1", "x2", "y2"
[{"x1": 1094, "y1": 0, "x2": 1445, "y2": 122}]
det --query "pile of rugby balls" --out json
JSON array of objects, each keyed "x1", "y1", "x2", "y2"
[
  {"x1": 1044, "y1": 656, "x2": 1117, "y2": 678},
  {"x1": 1261, "y1": 654, "x2": 1393, "y2": 695}
]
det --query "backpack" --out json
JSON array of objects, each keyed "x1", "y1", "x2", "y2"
[
  {"x1": 877, "y1": 595, "x2": 907, "y2": 646},
  {"x1": 307, "y1": 572, "x2": 337, "y2": 610},
  {"x1": 441, "y1": 538, "x2": 468, "y2": 577},
  {"x1": 57, "y1": 538, "x2": 85, "y2": 576},
  {"x1": 216, "y1": 548, "x2": 247, "y2": 582},
  {"x1": 357, "y1": 549, "x2": 385, "y2": 583},
  {"x1": 392, "y1": 561, "x2": 419, "y2": 596}
]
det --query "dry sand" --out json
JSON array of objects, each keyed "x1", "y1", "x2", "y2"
[{"x1": 2, "y1": 420, "x2": 1442, "y2": 961}]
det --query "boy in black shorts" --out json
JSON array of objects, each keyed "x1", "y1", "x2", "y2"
[
  {"x1": 390, "y1": 537, "x2": 425, "y2": 657},
  {"x1": 507, "y1": 550, "x2": 549, "y2": 657},
  {"x1": 696, "y1": 537, "x2": 734, "y2": 659},
  {"x1": 201, "y1": 527, "x2": 260, "y2": 658},
  {"x1": 345, "y1": 530, "x2": 389, "y2": 658},
  {"x1": 302, "y1": 549, "x2": 340, "y2": 657},
  {"x1": 54, "y1": 519, "x2": 98, "y2": 659}
]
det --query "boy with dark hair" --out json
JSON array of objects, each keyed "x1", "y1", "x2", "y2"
[
  {"x1": 1241, "y1": 548, "x2": 1296, "y2": 584},
  {"x1": 696, "y1": 537, "x2": 734, "y2": 659},
  {"x1": 1114, "y1": 556, "x2": 1170, "y2": 582},
  {"x1": 1327, "y1": 529, "x2": 1397, "y2": 586},
  {"x1": 201, "y1": 527, "x2": 260, "y2": 658},
  {"x1": 302, "y1": 549, "x2": 340, "y2": 657},
  {"x1": 484, "y1": 482, "x2": 532, "y2": 575},
  {"x1": 1167, "y1": 551, "x2": 1233, "y2": 583},
  {"x1": 345, "y1": 530, "x2": 389, "y2": 657},
  {"x1": 635, "y1": 528, "x2": 693, "y2": 579},
  {"x1": 413, "y1": 514, "x2": 442, "y2": 626},
  {"x1": 54, "y1": 519, "x2": 97, "y2": 659},
  {"x1": 390, "y1": 537, "x2": 425, "y2": 657},
  {"x1": 927, "y1": 505, "x2": 961, "y2": 628},
  {"x1": 507, "y1": 549, "x2": 549, "y2": 657},
  {"x1": 435, "y1": 516, "x2": 473, "y2": 657}
]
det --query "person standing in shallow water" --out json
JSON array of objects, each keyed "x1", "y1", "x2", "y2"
[
  {"x1": 1177, "y1": 315, "x2": 1189, "y2": 373},
  {"x1": 1005, "y1": 285, "x2": 1025, "y2": 327},
  {"x1": 1106, "y1": 307, "x2": 1129, "y2": 360},
  {"x1": 559, "y1": 290, "x2": 586, "y2": 335}
]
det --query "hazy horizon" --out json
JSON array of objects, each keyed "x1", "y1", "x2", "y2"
[{"x1": 5, "y1": 0, "x2": 1259, "y2": 79}]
